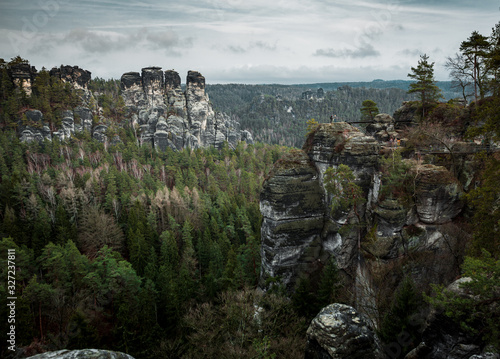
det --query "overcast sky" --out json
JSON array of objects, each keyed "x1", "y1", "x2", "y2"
[{"x1": 0, "y1": 0, "x2": 499, "y2": 84}]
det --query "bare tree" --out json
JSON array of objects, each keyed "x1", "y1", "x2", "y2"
[
  {"x1": 445, "y1": 53, "x2": 474, "y2": 104},
  {"x1": 77, "y1": 206, "x2": 125, "y2": 259}
]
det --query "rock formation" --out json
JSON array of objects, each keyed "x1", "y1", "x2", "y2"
[
  {"x1": 121, "y1": 67, "x2": 253, "y2": 151},
  {"x1": 10, "y1": 61, "x2": 252, "y2": 150},
  {"x1": 9, "y1": 62, "x2": 37, "y2": 96},
  {"x1": 49, "y1": 65, "x2": 92, "y2": 91},
  {"x1": 366, "y1": 113, "x2": 397, "y2": 142},
  {"x1": 305, "y1": 303, "x2": 385, "y2": 359},
  {"x1": 260, "y1": 123, "x2": 380, "y2": 291},
  {"x1": 259, "y1": 122, "x2": 467, "y2": 322},
  {"x1": 28, "y1": 349, "x2": 135, "y2": 359}
]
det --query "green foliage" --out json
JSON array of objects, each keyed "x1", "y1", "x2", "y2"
[
  {"x1": 207, "y1": 83, "x2": 416, "y2": 147},
  {"x1": 292, "y1": 258, "x2": 343, "y2": 320},
  {"x1": 0, "y1": 116, "x2": 290, "y2": 357},
  {"x1": 426, "y1": 250, "x2": 500, "y2": 350},
  {"x1": 323, "y1": 164, "x2": 364, "y2": 215},
  {"x1": 181, "y1": 289, "x2": 307, "y2": 359},
  {"x1": 360, "y1": 99, "x2": 379, "y2": 121},
  {"x1": 465, "y1": 154, "x2": 500, "y2": 258},
  {"x1": 379, "y1": 150, "x2": 412, "y2": 200},
  {"x1": 408, "y1": 54, "x2": 443, "y2": 118},
  {"x1": 306, "y1": 118, "x2": 319, "y2": 136},
  {"x1": 378, "y1": 277, "x2": 422, "y2": 358}
]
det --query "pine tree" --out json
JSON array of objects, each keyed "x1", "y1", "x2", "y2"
[
  {"x1": 360, "y1": 100, "x2": 379, "y2": 121},
  {"x1": 408, "y1": 54, "x2": 443, "y2": 118},
  {"x1": 460, "y1": 31, "x2": 491, "y2": 102}
]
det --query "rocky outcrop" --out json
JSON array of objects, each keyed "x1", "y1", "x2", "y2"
[
  {"x1": 260, "y1": 150, "x2": 325, "y2": 288},
  {"x1": 28, "y1": 349, "x2": 135, "y2": 359},
  {"x1": 393, "y1": 101, "x2": 419, "y2": 129},
  {"x1": 9, "y1": 63, "x2": 37, "y2": 96},
  {"x1": 49, "y1": 65, "x2": 91, "y2": 90},
  {"x1": 259, "y1": 122, "x2": 467, "y2": 326},
  {"x1": 413, "y1": 164, "x2": 464, "y2": 224},
  {"x1": 260, "y1": 123, "x2": 380, "y2": 291},
  {"x1": 305, "y1": 303, "x2": 385, "y2": 359},
  {"x1": 366, "y1": 113, "x2": 397, "y2": 142},
  {"x1": 121, "y1": 67, "x2": 253, "y2": 151},
  {"x1": 19, "y1": 110, "x2": 52, "y2": 143}
]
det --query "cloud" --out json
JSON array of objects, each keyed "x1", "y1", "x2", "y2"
[
  {"x1": 221, "y1": 40, "x2": 277, "y2": 54},
  {"x1": 62, "y1": 27, "x2": 190, "y2": 54},
  {"x1": 63, "y1": 29, "x2": 124, "y2": 53},
  {"x1": 314, "y1": 43, "x2": 380, "y2": 58}
]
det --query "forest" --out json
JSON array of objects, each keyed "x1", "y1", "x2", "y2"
[{"x1": 0, "y1": 20, "x2": 500, "y2": 359}]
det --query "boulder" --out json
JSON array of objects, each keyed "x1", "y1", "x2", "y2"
[
  {"x1": 305, "y1": 303, "x2": 384, "y2": 359},
  {"x1": 28, "y1": 349, "x2": 135, "y2": 359}
]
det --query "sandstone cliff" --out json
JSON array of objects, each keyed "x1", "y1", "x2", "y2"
[
  {"x1": 259, "y1": 122, "x2": 466, "y2": 312},
  {"x1": 121, "y1": 67, "x2": 253, "y2": 151},
  {"x1": 14, "y1": 62, "x2": 253, "y2": 151}
]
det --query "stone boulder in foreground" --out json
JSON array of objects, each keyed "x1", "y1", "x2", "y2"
[
  {"x1": 305, "y1": 303, "x2": 384, "y2": 359},
  {"x1": 28, "y1": 349, "x2": 135, "y2": 359}
]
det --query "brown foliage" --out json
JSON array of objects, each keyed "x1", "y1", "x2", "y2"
[{"x1": 77, "y1": 206, "x2": 124, "y2": 259}]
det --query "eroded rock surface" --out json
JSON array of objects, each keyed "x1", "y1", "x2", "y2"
[
  {"x1": 121, "y1": 68, "x2": 253, "y2": 151},
  {"x1": 260, "y1": 123, "x2": 380, "y2": 291},
  {"x1": 28, "y1": 349, "x2": 135, "y2": 359},
  {"x1": 259, "y1": 150, "x2": 325, "y2": 289},
  {"x1": 305, "y1": 303, "x2": 384, "y2": 359},
  {"x1": 413, "y1": 164, "x2": 464, "y2": 224}
]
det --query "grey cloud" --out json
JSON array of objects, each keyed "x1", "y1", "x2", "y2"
[
  {"x1": 227, "y1": 45, "x2": 246, "y2": 53},
  {"x1": 314, "y1": 43, "x2": 380, "y2": 58},
  {"x1": 398, "y1": 48, "x2": 423, "y2": 57},
  {"x1": 223, "y1": 40, "x2": 277, "y2": 53},
  {"x1": 63, "y1": 27, "x2": 189, "y2": 54},
  {"x1": 64, "y1": 29, "x2": 124, "y2": 53}
]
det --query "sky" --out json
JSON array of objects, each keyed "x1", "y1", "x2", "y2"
[{"x1": 0, "y1": 0, "x2": 499, "y2": 84}]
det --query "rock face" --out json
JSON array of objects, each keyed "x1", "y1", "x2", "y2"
[
  {"x1": 413, "y1": 164, "x2": 464, "y2": 224},
  {"x1": 259, "y1": 122, "x2": 467, "y2": 320},
  {"x1": 9, "y1": 63, "x2": 37, "y2": 96},
  {"x1": 260, "y1": 150, "x2": 326, "y2": 287},
  {"x1": 19, "y1": 110, "x2": 52, "y2": 143},
  {"x1": 28, "y1": 349, "x2": 135, "y2": 359},
  {"x1": 366, "y1": 113, "x2": 397, "y2": 142},
  {"x1": 305, "y1": 303, "x2": 385, "y2": 359},
  {"x1": 260, "y1": 123, "x2": 380, "y2": 291},
  {"x1": 121, "y1": 67, "x2": 253, "y2": 151},
  {"x1": 49, "y1": 65, "x2": 92, "y2": 90}
]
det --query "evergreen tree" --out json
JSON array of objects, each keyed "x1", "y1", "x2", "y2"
[
  {"x1": 460, "y1": 31, "x2": 491, "y2": 101},
  {"x1": 360, "y1": 99, "x2": 379, "y2": 121},
  {"x1": 408, "y1": 54, "x2": 443, "y2": 118}
]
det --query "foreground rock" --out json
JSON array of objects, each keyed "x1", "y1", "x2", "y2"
[
  {"x1": 28, "y1": 349, "x2": 135, "y2": 359},
  {"x1": 305, "y1": 303, "x2": 384, "y2": 359}
]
